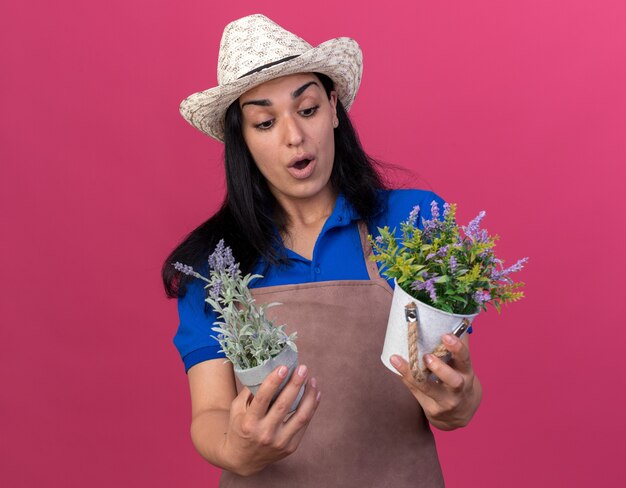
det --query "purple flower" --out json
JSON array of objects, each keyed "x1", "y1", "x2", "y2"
[
  {"x1": 406, "y1": 205, "x2": 420, "y2": 226},
  {"x1": 430, "y1": 200, "x2": 440, "y2": 221},
  {"x1": 375, "y1": 235, "x2": 384, "y2": 244},
  {"x1": 424, "y1": 280, "x2": 438, "y2": 302},
  {"x1": 436, "y1": 245, "x2": 450, "y2": 257},
  {"x1": 411, "y1": 277, "x2": 438, "y2": 302},
  {"x1": 209, "y1": 239, "x2": 237, "y2": 274},
  {"x1": 421, "y1": 216, "x2": 442, "y2": 238},
  {"x1": 173, "y1": 262, "x2": 195, "y2": 276},
  {"x1": 491, "y1": 257, "x2": 529, "y2": 281},
  {"x1": 421, "y1": 202, "x2": 445, "y2": 240},
  {"x1": 473, "y1": 290, "x2": 492, "y2": 306},
  {"x1": 172, "y1": 261, "x2": 209, "y2": 282},
  {"x1": 463, "y1": 211, "x2": 487, "y2": 242},
  {"x1": 426, "y1": 252, "x2": 436, "y2": 261},
  {"x1": 478, "y1": 249, "x2": 491, "y2": 259},
  {"x1": 504, "y1": 257, "x2": 528, "y2": 274},
  {"x1": 209, "y1": 279, "x2": 223, "y2": 300},
  {"x1": 443, "y1": 202, "x2": 452, "y2": 218},
  {"x1": 449, "y1": 255, "x2": 457, "y2": 273}
]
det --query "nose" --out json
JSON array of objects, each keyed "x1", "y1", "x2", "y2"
[{"x1": 282, "y1": 115, "x2": 304, "y2": 147}]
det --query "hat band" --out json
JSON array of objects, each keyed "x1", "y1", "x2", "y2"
[{"x1": 238, "y1": 55, "x2": 301, "y2": 79}]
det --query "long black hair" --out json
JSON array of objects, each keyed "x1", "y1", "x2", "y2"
[{"x1": 162, "y1": 73, "x2": 388, "y2": 298}]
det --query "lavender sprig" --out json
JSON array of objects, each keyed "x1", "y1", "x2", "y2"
[
  {"x1": 406, "y1": 205, "x2": 420, "y2": 226},
  {"x1": 462, "y1": 211, "x2": 488, "y2": 243},
  {"x1": 173, "y1": 262, "x2": 210, "y2": 283},
  {"x1": 491, "y1": 257, "x2": 529, "y2": 281},
  {"x1": 436, "y1": 245, "x2": 450, "y2": 257},
  {"x1": 430, "y1": 200, "x2": 440, "y2": 221},
  {"x1": 473, "y1": 290, "x2": 492, "y2": 306},
  {"x1": 208, "y1": 239, "x2": 239, "y2": 275},
  {"x1": 173, "y1": 240, "x2": 297, "y2": 369},
  {"x1": 449, "y1": 255, "x2": 458, "y2": 273},
  {"x1": 412, "y1": 277, "x2": 438, "y2": 302}
]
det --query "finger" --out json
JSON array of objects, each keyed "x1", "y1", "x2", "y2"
[
  {"x1": 278, "y1": 376, "x2": 321, "y2": 443},
  {"x1": 441, "y1": 334, "x2": 472, "y2": 374},
  {"x1": 390, "y1": 355, "x2": 438, "y2": 399},
  {"x1": 423, "y1": 354, "x2": 465, "y2": 392},
  {"x1": 284, "y1": 414, "x2": 314, "y2": 455},
  {"x1": 246, "y1": 365, "x2": 292, "y2": 419},
  {"x1": 231, "y1": 386, "x2": 254, "y2": 414},
  {"x1": 264, "y1": 364, "x2": 310, "y2": 424}
]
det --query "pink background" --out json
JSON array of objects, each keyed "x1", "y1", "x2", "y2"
[{"x1": 2, "y1": 0, "x2": 625, "y2": 486}]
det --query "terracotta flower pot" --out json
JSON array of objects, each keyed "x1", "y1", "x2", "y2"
[
  {"x1": 381, "y1": 280, "x2": 479, "y2": 377},
  {"x1": 234, "y1": 344, "x2": 304, "y2": 413}
]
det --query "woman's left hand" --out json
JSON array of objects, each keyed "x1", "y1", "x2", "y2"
[{"x1": 390, "y1": 333, "x2": 482, "y2": 431}]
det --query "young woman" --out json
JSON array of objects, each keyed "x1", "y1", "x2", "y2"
[{"x1": 162, "y1": 14, "x2": 481, "y2": 487}]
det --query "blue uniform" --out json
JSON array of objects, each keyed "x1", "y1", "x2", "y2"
[{"x1": 174, "y1": 189, "x2": 446, "y2": 372}]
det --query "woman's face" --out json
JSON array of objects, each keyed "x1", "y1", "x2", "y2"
[{"x1": 239, "y1": 73, "x2": 338, "y2": 207}]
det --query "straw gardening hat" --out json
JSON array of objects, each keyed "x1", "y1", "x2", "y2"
[{"x1": 179, "y1": 14, "x2": 363, "y2": 142}]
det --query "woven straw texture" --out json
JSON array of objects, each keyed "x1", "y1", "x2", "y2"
[{"x1": 179, "y1": 14, "x2": 363, "y2": 142}]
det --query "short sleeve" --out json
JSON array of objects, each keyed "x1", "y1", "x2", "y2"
[
  {"x1": 173, "y1": 278, "x2": 226, "y2": 373},
  {"x1": 382, "y1": 189, "x2": 446, "y2": 231}
]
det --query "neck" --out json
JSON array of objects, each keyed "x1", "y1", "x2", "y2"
[
  {"x1": 274, "y1": 186, "x2": 338, "y2": 230},
  {"x1": 273, "y1": 186, "x2": 338, "y2": 260}
]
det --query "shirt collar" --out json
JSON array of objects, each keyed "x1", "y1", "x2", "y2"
[
  {"x1": 260, "y1": 193, "x2": 361, "y2": 265},
  {"x1": 334, "y1": 190, "x2": 387, "y2": 222},
  {"x1": 323, "y1": 192, "x2": 361, "y2": 229}
]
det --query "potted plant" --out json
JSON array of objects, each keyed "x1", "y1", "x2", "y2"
[
  {"x1": 370, "y1": 201, "x2": 528, "y2": 381},
  {"x1": 173, "y1": 240, "x2": 303, "y2": 410}
]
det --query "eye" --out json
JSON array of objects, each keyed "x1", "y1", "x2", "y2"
[
  {"x1": 299, "y1": 105, "x2": 319, "y2": 117},
  {"x1": 254, "y1": 119, "x2": 274, "y2": 130}
]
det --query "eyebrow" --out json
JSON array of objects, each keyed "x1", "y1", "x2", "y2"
[{"x1": 241, "y1": 81, "x2": 320, "y2": 109}]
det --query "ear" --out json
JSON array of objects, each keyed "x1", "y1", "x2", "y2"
[{"x1": 329, "y1": 90, "x2": 338, "y2": 124}]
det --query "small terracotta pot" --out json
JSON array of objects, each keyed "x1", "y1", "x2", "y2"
[
  {"x1": 234, "y1": 345, "x2": 304, "y2": 412},
  {"x1": 381, "y1": 280, "x2": 479, "y2": 376}
]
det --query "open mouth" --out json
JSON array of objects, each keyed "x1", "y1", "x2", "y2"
[
  {"x1": 287, "y1": 157, "x2": 316, "y2": 179},
  {"x1": 292, "y1": 159, "x2": 311, "y2": 170}
]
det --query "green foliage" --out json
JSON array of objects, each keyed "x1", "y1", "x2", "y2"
[
  {"x1": 177, "y1": 261, "x2": 297, "y2": 371},
  {"x1": 205, "y1": 269, "x2": 297, "y2": 370},
  {"x1": 369, "y1": 202, "x2": 527, "y2": 315}
]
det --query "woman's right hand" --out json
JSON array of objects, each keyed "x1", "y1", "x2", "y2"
[{"x1": 222, "y1": 364, "x2": 321, "y2": 476}]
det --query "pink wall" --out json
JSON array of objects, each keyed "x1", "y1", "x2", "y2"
[{"x1": 2, "y1": 1, "x2": 625, "y2": 486}]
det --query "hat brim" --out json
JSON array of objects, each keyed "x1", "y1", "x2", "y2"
[{"x1": 179, "y1": 37, "x2": 363, "y2": 142}]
